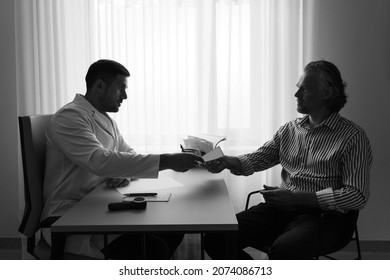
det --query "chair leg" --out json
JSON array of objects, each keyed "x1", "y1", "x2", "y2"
[{"x1": 354, "y1": 226, "x2": 362, "y2": 260}]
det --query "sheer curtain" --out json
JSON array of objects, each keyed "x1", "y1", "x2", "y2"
[{"x1": 16, "y1": 0, "x2": 319, "y2": 212}]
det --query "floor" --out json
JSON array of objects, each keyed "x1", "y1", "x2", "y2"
[
  {"x1": 2, "y1": 247, "x2": 390, "y2": 260},
  {"x1": 0, "y1": 249, "x2": 22, "y2": 260},
  {"x1": 245, "y1": 247, "x2": 390, "y2": 260},
  {"x1": 1, "y1": 235, "x2": 390, "y2": 260}
]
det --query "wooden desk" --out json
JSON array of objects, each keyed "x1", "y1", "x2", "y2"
[{"x1": 50, "y1": 169, "x2": 238, "y2": 259}]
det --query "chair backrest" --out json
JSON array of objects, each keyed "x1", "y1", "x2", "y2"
[{"x1": 18, "y1": 115, "x2": 53, "y2": 238}]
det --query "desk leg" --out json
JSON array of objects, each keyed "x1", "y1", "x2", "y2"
[
  {"x1": 103, "y1": 234, "x2": 108, "y2": 260},
  {"x1": 141, "y1": 234, "x2": 146, "y2": 260},
  {"x1": 225, "y1": 232, "x2": 237, "y2": 260},
  {"x1": 51, "y1": 232, "x2": 66, "y2": 260},
  {"x1": 200, "y1": 233, "x2": 205, "y2": 260}
]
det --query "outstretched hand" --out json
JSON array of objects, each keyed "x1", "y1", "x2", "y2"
[
  {"x1": 204, "y1": 156, "x2": 242, "y2": 174},
  {"x1": 160, "y1": 153, "x2": 204, "y2": 172},
  {"x1": 204, "y1": 156, "x2": 229, "y2": 173}
]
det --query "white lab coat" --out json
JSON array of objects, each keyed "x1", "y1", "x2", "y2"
[{"x1": 41, "y1": 94, "x2": 160, "y2": 258}]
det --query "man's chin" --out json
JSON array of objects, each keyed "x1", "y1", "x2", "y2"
[
  {"x1": 107, "y1": 107, "x2": 119, "y2": 113},
  {"x1": 297, "y1": 106, "x2": 307, "y2": 114}
]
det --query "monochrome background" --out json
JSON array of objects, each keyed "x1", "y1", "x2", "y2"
[{"x1": 1, "y1": 0, "x2": 389, "y2": 258}]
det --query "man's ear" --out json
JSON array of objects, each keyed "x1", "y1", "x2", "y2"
[
  {"x1": 323, "y1": 86, "x2": 334, "y2": 100},
  {"x1": 92, "y1": 79, "x2": 106, "y2": 93},
  {"x1": 97, "y1": 79, "x2": 106, "y2": 89}
]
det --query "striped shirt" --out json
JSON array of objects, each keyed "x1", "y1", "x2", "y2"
[{"x1": 235, "y1": 113, "x2": 372, "y2": 212}]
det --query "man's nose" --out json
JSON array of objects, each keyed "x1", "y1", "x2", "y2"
[
  {"x1": 294, "y1": 89, "x2": 301, "y2": 98},
  {"x1": 121, "y1": 90, "x2": 127, "y2": 99}
]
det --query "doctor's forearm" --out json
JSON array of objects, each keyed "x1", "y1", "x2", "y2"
[{"x1": 159, "y1": 154, "x2": 171, "y2": 171}]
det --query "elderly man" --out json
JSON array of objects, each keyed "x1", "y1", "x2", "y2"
[
  {"x1": 204, "y1": 60, "x2": 372, "y2": 259},
  {"x1": 41, "y1": 59, "x2": 203, "y2": 259}
]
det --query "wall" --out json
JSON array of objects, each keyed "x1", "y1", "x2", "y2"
[
  {"x1": 0, "y1": 0, "x2": 21, "y2": 238},
  {"x1": 316, "y1": 0, "x2": 390, "y2": 240},
  {"x1": 0, "y1": 0, "x2": 389, "y2": 241}
]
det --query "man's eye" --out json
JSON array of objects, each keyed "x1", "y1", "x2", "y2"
[{"x1": 296, "y1": 84, "x2": 308, "y2": 92}]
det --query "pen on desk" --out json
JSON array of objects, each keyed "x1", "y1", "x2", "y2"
[{"x1": 124, "y1": 193, "x2": 158, "y2": 197}]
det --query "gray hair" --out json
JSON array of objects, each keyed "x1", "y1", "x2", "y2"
[{"x1": 305, "y1": 60, "x2": 347, "y2": 112}]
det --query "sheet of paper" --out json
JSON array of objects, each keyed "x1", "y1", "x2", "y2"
[
  {"x1": 116, "y1": 177, "x2": 184, "y2": 195},
  {"x1": 202, "y1": 146, "x2": 224, "y2": 162},
  {"x1": 183, "y1": 138, "x2": 213, "y2": 153}
]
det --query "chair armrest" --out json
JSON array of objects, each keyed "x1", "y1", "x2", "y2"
[{"x1": 245, "y1": 190, "x2": 263, "y2": 210}]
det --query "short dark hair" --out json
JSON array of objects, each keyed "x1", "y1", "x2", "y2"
[
  {"x1": 304, "y1": 60, "x2": 347, "y2": 112},
  {"x1": 85, "y1": 59, "x2": 130, "y2": 90}
]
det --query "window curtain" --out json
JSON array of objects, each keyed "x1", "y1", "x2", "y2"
[{"x1": 15, "y1": 0, "x2": 319, "y2": 213}]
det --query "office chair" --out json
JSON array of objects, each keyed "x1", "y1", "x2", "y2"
[
  {"x1": 245, "y1": 188, "x2": 362, "y2": 260},
  {"x1": 18, "y1": 115, "x2": 94, "y2": 259}
]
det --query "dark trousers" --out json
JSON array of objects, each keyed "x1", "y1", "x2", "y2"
[
  {"x1": 204, "y1": 203, "x2": 356, "y2": 260},
  {"x1": 103, "y1": 233, "x2": 184, "y2": 260}
]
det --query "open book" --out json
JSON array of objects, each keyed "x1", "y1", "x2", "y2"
[
  {"x1": 182, "y1": 135, "x2": 226, "y2": 157},
  {"x1": 182, "y1": 135, "x2": 226, "y2": 154}
]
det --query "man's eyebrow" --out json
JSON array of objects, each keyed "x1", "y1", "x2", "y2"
[{"x1": 296, "y1": 81, "x2": 309, "y2": 88}]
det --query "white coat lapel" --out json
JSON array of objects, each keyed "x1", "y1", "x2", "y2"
[
  {"x1": 92, "y1": 111, "x2": 115, "y2": 139},
  {"x1": 74, "y1": 94, "x2": 115, "y2": 139}
]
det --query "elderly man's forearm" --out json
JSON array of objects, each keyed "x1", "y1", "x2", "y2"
[{"x1": 295, "y1": 192, "x2": 321, "y2": 209}]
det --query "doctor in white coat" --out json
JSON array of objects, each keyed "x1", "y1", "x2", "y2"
[{"x1": 41, "y1": 59, "x2": 203, "y2": 259}]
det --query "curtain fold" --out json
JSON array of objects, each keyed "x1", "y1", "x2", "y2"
[{"x1": 15, "y1": 0, "x2": 319, "y2": 213}]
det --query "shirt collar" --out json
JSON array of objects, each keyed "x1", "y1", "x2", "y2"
[
  {"x1": 73, "y1": 93, "x2": 96, "y2": 113},
  {"x1": 73, "y1": 93, "x2": 109, "y2": 119},
  {"x1": 73, "y1": 94, "x2": 115, "y2": 135},
  {"x1": 298, "y1": 113, "x2": 340, "y2": 130}
]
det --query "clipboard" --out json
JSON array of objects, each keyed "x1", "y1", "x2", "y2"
[{"x1": 123, "y1": 192, "x2": 172, "y2": 202}]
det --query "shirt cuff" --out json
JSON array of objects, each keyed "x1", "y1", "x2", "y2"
[
  {"x1": 316, "y1": 188, "x2": 338, "y2": 211},
  {"x1": 231, "y1": 155, "x2": 255, "y2": 176}
]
